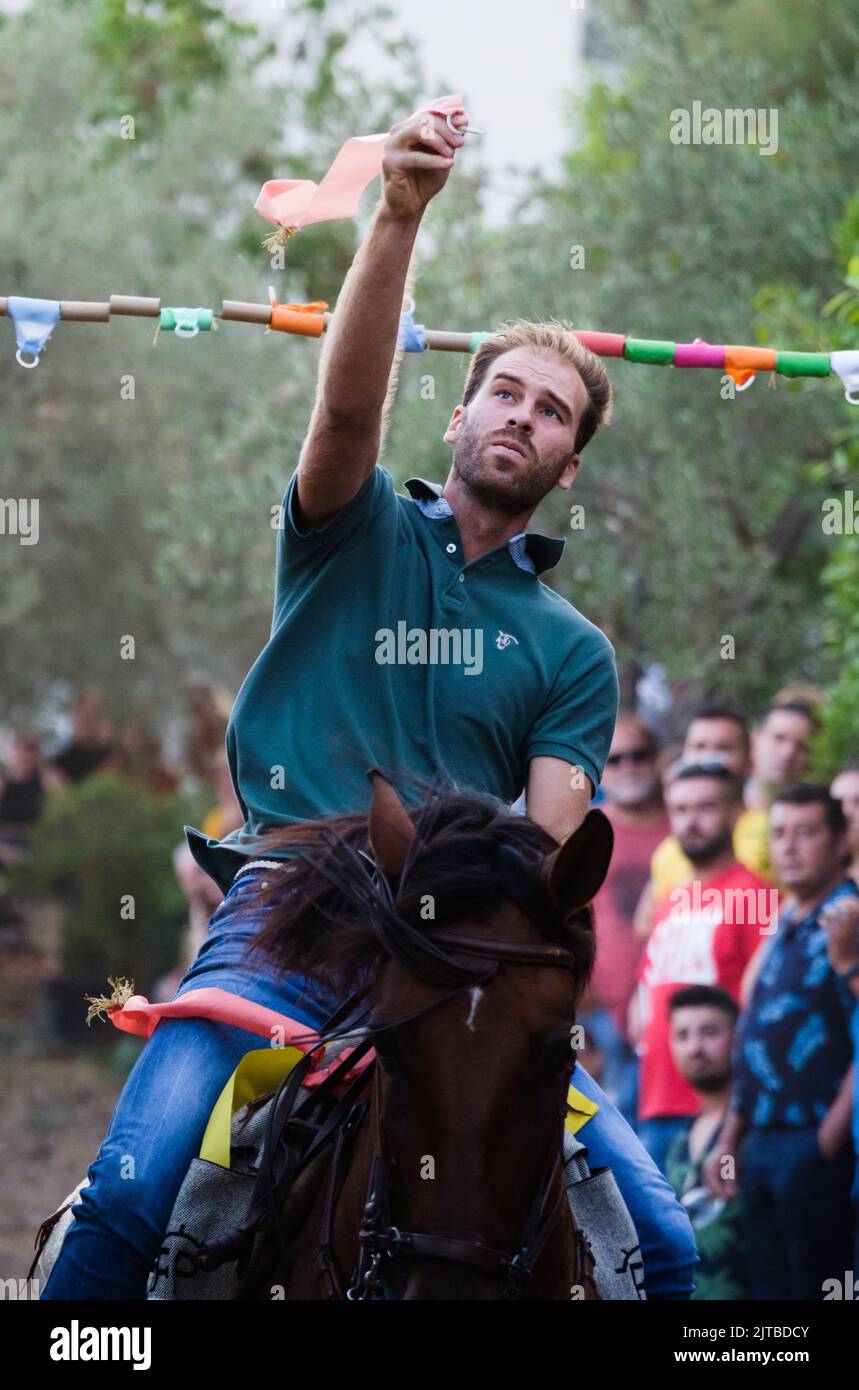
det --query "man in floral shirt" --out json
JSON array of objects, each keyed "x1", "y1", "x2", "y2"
[{"x1": 706, "y1": 785, "x2": 857, "y2": 1299}]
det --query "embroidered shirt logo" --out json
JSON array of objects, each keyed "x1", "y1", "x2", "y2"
[{"x1": 496, "y1": 631, "x2": 519, "y2": 650}]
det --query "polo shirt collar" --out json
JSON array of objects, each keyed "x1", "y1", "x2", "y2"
[{"x1": 403, "y1": 476, "x2": 566, "y2": 576}]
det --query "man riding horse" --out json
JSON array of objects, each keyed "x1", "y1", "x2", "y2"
[{"x1": 41, "y1": 99, "x2": 696, "y2": 1300}]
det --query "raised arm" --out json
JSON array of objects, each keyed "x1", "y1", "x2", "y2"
[{"x1": 295, "y1": 108, "x2": 466, "y2": 529}]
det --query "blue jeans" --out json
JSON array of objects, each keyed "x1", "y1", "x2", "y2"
[
  {"x1": 42, "y1": 869, "x2": 696, "y2": 1300},
  {"x1": 740, "y1": 1126, "x2": 856, "y2": 1300},
  {"x1": 571, "y1": 1069, "x2": 696, "y2": 1299}
]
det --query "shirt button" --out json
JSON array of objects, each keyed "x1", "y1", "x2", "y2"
[
  {"x1": 446, "y1": 542, "x2": 457, "y2": 554},
  {"x1": 458, "y1": 573, "x2": 465, "y2": 582}
]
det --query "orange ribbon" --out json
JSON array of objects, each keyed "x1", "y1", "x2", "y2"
[
  {"x1": 268, "y1": 300, "x2": 329, "y2": 337},
  {"x1": 724, "y1": 344, "x2": 777, "y2": 387}
]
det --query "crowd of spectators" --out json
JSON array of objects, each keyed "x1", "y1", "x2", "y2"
[
  {"x1": 587, "y1": 693, "x2": 859, "y2": 1300},
  {"x1": 5, "y1": 678, "x2": 858, "y2": 1301}
]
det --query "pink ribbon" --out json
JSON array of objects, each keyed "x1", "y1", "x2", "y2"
[
  {"x1": 674, "y1": 339, "x2": 726, "y2": 369},
  {"x1": 108, "y1": 986, "x2": 373, "y2": 1086},
  {"x1": 255, "y1": 93, "x2": 466, "y2": 231}
]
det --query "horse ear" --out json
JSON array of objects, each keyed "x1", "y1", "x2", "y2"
[
  {"x1": 366, "y1": 767, "x2": 417, "y2": 877},
  {"x1": 542, "y1": 809, "x2": 614, "y2": 918}
]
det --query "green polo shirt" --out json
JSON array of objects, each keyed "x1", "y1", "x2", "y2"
[{"x1": 185, "y1": 466, "x2": 619, "y2": 892}]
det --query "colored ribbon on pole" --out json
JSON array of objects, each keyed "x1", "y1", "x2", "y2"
[
  {"x1": 398, "y1": 297, "x2": 426, "y2": 352},
  {"x1": 157, "y1": 306, "x2": 214, "y2": 339},
  {"x1": 830, "y1": 350, "x2": 859, "y2": 404},
  {"x1": 266, "y1": 294, "x2": 329, "y2": 337},
  {"x1": 6, "y1": 295, "x2": 61, "y2": 367},
  {"x1": 254, "y1": 92, "x2": 466, "y2": 250},
  {"x1": 2, "y1": 285, "x2": 855, "y2": 401}
]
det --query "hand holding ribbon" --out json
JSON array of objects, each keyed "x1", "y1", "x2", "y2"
[
  {"x1": 255, "y1": 93, "x2": 469, "y2": 249},
  {"x1": 380, "y1": 100, "x2": 468, "y2": 225}
]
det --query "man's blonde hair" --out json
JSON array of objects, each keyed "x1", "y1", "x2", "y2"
[{"x1": 462, "y1": 318, "x2": 614, "y2": 454}]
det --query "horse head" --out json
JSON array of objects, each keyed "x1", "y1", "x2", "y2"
[{"x1": 245, "y1": 768, "x2": 613, "y2": 1299}]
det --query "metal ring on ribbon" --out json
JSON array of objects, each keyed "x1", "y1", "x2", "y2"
[
  {"x1": 16, "y1": 349, "x2": 39, "y2": 369},
  {"x1": 174, "y1": 323, "x2": 200, "y2": 339},
  {"x1": 446, "y1": 111, "x2": 483, "y2": 135},
  {"x1": 734, "y1": 374, "x2": 756, "y2": 392}
]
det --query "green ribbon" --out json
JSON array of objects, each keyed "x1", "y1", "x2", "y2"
[
  {"x1": 469, "y1": 331, "x2": 496, "y2": 354},
  {"x1": 624, "y1": 338, "x2": 676, "y2": 365},
  {"x1": 159, "y1": 306, "x2": 213, "y2": 336},
  {"x1": 775, "y1": 351, "x2": 831, "y2": 378}
]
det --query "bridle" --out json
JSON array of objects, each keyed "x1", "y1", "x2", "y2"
[
  {"x1": 195, "y1": 836, "x2": 592, "y2": 1300},
  {"x1": 312, "y1": 927, "x2": 586, "y2": 1301}
]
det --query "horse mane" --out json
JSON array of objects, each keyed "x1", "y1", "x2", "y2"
[{"x1": 239, "y1": 771, "x2": 596, "y2": 996}]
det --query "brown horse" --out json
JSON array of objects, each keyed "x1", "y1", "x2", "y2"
[{"x1": 207, "y1": 769, "x2": 614, "y2": 1300}]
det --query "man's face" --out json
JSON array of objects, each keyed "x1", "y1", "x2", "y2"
[
  {"x1": 683, "y1": 718, "x2": 749, "y2": 779},
  {"x1": 752, "y1": 709, "x2": 815, "y2": 788},
  {"x1": 769, "y1": 800, "x2": 846, "y2": 897},
  {"x1": 665, "y1": 776, "x2": 737, "y2": 864},
  {"x1": 669, "y1": 1005, "x2": 735, "y2": 1092},
  {"x1": 443, "y1": 348, "x2": 588, "y2": 516},
  {"x1": 602, "y1": 722, "x2": 659, "y2": 808},
  {"x1": 831, "y1": 770, "x2": 859, "y2": 855}
]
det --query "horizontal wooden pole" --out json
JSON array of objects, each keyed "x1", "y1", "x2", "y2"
[
  {"x1": 110, "y1": 295, "x2": 161, "y2": 317},
  {"x1": 423, "y1": 330, "x2": 474, "y2": 351},
  {"x1": 60, "y1": 301, "x2": 111, "y2": 322},
  {"x1": 220, "y1": 300, "x2": 272, "y2": 325}
]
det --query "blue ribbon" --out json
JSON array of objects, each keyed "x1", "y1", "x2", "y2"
[
  {"x1": 398, "y1": 310, "x2": 426, "y2": 352},
  {"x1": 7, "y1": 296, "x2": 61, "y2": 364}
]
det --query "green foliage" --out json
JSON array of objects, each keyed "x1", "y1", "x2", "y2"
[
  {"x1": 498, "y1": 0, "x2": 859, "y2": 717},
  {"x1": 87, "y1": 0, "x2": 261, "y2": 120},
  {"x1": 1, "y1": 0, "x2": 857, "y2": 751},
  {"x1": 7, "y1": 773, "x2": 204, "y2": 988},
  {"x1": 809, "y1": 195, "x2": 859, "y2": 776},
  {"x1": 0, "y1": 0, "x2": 419, "y2": 727}
]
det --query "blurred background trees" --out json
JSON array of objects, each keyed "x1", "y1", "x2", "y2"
[{"x1": 0, "y1": 0, "x2": 857, "y2": 753}]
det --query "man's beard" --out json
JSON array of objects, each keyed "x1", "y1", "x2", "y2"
[
  {"x1": 452, "y1": 416, "x2": 572, "y2": 516},
  {"x1": 685, "y1": 1066, "x2": 732, "y2": 1094},
  {"x1": 679, "y1": 827, "x2": 734, "y2": 866}
]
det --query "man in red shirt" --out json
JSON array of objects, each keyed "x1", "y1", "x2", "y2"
[
  {"x1": 582, "y1": 715, "x2": 669, "y2": 1122},
  {"x1": 634, "y1": 760, "x2": 774, "y2": 1172}
]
